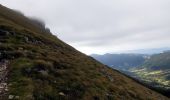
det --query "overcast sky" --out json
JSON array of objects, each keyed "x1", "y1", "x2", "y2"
[{"x1": 1, "y1": 0, "x2": 170, "y2": 54}]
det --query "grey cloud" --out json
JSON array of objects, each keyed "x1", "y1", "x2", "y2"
[{"x1": 1, "y1": 0, "x2": 170, "y2": 54}]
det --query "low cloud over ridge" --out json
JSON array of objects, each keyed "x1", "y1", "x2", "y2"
[{"x1": 1, "y1": 0, "x2": 170, "y2": 54}]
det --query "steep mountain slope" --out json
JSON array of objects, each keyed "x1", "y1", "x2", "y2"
[
  {"x1": 0, "y1": 4, "x2": 169, "y2": 100},
  {"x1": 91, "y1": 53, "x2": 146, "y2": 70}
]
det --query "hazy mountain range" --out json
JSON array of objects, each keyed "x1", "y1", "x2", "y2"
[
  {"x1": 123, "y1": 47, "x2": 170, "y2": 55},
  {"x1": 91, "y1": 53, "x2": 147, "y2": 70}
]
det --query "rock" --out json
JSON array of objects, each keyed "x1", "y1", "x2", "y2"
[
  {"x1": 39, "y1": 70, "x2": 48, "y2": 75},
  {"x1": 54, "y1": 81, "x2": 57, "y2": 83},
  {"x1": 108, "y1": 75, "x2": 114, "y2": 82},
  {"x1": 5, "y1": 88, "x2": 8, "y2": 91},
  {"x1": 18, "y1": 47, "x2": 23, "y2": 50},
  {"x1": 5, "y1": 31, "x2": 10, "y2": 35},
  {"x1": 59, "y1": 92, "x2": 65, "y2": 96},
  {"x1": 8, "y1": 95, "x2": 14, "y2": 99},
  {"x1": 24, "y1": 37, "x2": 29, "y2": 43}
]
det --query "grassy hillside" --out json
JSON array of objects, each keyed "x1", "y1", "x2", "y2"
[{"x1": 0, "y1": 4, "x2": 169, "y2": 100}]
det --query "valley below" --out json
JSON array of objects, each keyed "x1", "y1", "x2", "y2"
[
  {"x1": 130, "y1": 68, "x2": 170, "y2": 88},
  {"x1": 91, "y1": 52, "x2": 170, "y2": 98}
]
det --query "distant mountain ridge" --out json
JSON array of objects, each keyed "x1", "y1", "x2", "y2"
[
  {"x1": 91, "y1": 53, "x2": 147, "y2": 70},
  {"x1": 123, "y1": 47, "x2": 170, "y2": 55},
  {"x1": 143, "y1": 51, "x2": 170, "y2": 70}
]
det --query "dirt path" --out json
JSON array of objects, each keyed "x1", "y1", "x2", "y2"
[{"x1": 0, "y1": 60, "x2": 9, "y2": 99}]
